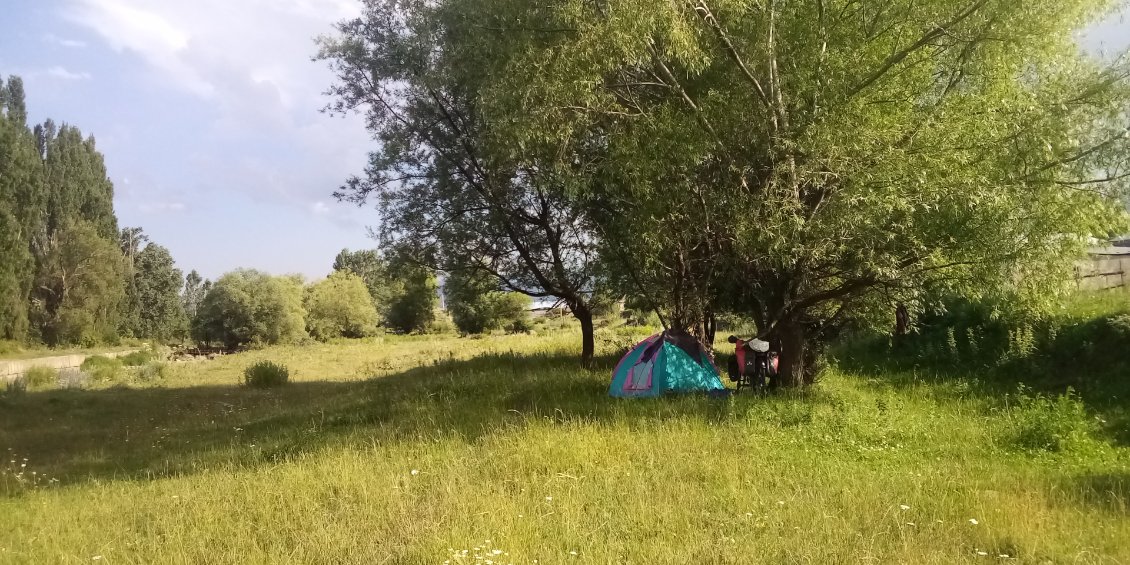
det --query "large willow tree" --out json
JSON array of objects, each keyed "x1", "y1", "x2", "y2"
[
  {"x1": 319, "y1": 0, "x2": 605, "y2": 365},
  {"x1": 481, "y1": 0, "x2": 1130, "y2": 383}
]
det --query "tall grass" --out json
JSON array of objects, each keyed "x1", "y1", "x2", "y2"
[{"x1": 0, "y1": 326, "x2": 1127, "y2": 563}]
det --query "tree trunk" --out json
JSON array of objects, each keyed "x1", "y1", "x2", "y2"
[
  {"x1": 772, "y1": 318, "x2": 807, "y2": 388},
  {"x1": 573, "y1": 302, "x2": 595, "y2": 368},
  {"x1": 704, "y1": 310, "x2": 716, "y2": 347}
]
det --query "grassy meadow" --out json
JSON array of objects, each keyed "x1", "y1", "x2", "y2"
[{"x1": 2, "y1": 316, "x2": 1129, "y2": 564}]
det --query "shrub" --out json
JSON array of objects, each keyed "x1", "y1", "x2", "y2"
[
  {"x1": 427, "y1": 311, "x2": 457, "y2": 334},
  {"x1": 304, "y1": 271, "x2": 379, "y2": 340},
  {"x1": 1005, "y1": 387, "x2": 1096, "y2": 452},
  {"x1": 135, "y1": 362, "x2": 168, "y2": 382},
  {"x1": 192, "y1": 270, "x2": 308, "y2": 349},
  {"x1": 244, "y1": 361, "x2": 290, "y2": 388},
  {"x1": 119, "y1": 349, "x2": 157, "y2": 366},
  {"x1": 80, "y1": 355, "x2": 124, "y2": 382},
  {"x1": 23, "y1": 366, "x2": 57, "y2": 390},
  {"x1": 445, "y1": 270, "x2": 532, "y2": 335},
  {"x1": 506, "y1": 316, "x2": 533, "y2": 334},
  {"x1": 385, "y1": 264, "x2": 438, "y2": 333}
]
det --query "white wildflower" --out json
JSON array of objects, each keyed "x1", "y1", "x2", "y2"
[{"x1": 410, "y1": 469, "x2": 419, "y2": 476}]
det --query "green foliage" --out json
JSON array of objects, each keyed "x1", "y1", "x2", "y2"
[
  {"x1": 119, "y1": 349, "x2": 157, "y2": 367},
  {"x1": 41, "y1": 122, "x2": 117, "y2": 240},
  {"x1": 588, "y1": 290, "x2": 623, "y2": 320},
  {"x1": 79, "y1": 355, "x2": 124, "y2": 382},
  {"x1": 33, "y1": 221, "x2": 125, "y2": 346},
  {"x1": 304, "y1": 271, "x2": 379, "y2": 340},
  {"x1": 243, "y1": 361, "x2": 289, "y2": 388},
  {"x1": 897, "y1": 293, "x2": 1130, "y2": 380},
  {"x1": 23, "y1": 366, "x2": 57, "y2": 390},
  {"x1": 182, "y1": 270, "x2": 211, "y2": 321},
  {"x1": 0, "y1": 74, "x2": 183, "y2": 349},
  {"x1": 426, "y1": 310, "x2": 457, "y2": 335},
  {"x1": 319, "y1": 9, "x2": 602, "y2": 360},
  {"x1": 444, "y1": 269, "x2": 533, "y2": 335},
  {"x1": 332, "y1": 249, "x2": 396, "y2": 319},
  {"x1": 192, "y1": 269, "x2": 308, "y2": 349},
  {"x1": 342, "y1": 0, "x2": 1130, "y2": 383},
  {"x1": 1005, "y1": 386, "x2": 1097, "y2": 453},
  {"x1": 0, "y1": 75, "x2": 44, "y2": 342},
  {"x1": 120, "y1": 241, "x2": 188, "y2": 342},
  {"x1": 506, "y1": 315, "x2": 534, "y2": 334},
  {"x1": 135, "y1": 362, "x2": 168, "y2": 382},
  {"x1": 384, "y1": 260, "x2": 438, "y2": 334}
]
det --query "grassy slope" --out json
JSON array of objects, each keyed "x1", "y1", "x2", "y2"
[{"x1": 1, "y1": 329, "x2": 1128, "y2": 564}]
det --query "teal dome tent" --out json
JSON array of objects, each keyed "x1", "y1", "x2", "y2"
[{"x1": 609, "y1": 330, "x2": 725, "y2": 398}]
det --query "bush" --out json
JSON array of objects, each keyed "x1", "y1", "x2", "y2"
[
  {"x1": 385, "y1": 264, "x2": 438, "y2": 333},
  {"x1": 192, "y1": 270, "x2": 307, "y2": 349},
  {"x1": 506, "y1": 317, "x2": 533, "y2": 334},
  {"x1": 119, "y1": 349, "x2": 157, "y2": 366},
  {"x1": 24, "y1": 366, "x2": 57, "y2": 390},
  {"x1": 305, "y1": 271, "x2": 379, "y2": 340},
  {"x1": 445, "y1": 270, "x2": 532, "y2": 335},
  {"x1": 244, "y1": 361, "x2": 289, "y2": 388},
  {"x1": 135, "y1": 362, "x2": 168, "y2": 382},
  {"x1": 80, "y1": 356, "x2": 124, "y2": 382},
  {"x1": 427, "y1": 311, "x2": 457, "y2": 334},
  {"x1": 1005, "y1": 386, "x2": 1096, "y2": 452}
]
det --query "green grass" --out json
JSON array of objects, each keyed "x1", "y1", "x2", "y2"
[{"x1": 1, "y1": 329, "x2": 1128, "y2": 563}]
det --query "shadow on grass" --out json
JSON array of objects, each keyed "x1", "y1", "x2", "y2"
[
  {"x1": 1057, "y1": 472, "x2": 1130, "y2": 514},
  {"x1": 0, "y1": 351, "x2": 808, "y2": 491},
  {"x1": 835, "y1": 340, "x2": 1130, "y2": 447}
]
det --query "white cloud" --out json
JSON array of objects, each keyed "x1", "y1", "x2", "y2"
[
  {"x1": 65, "y1": 0, "x2": 212, "y2": 97},
  {"x1": 43, "y1": 33, "x2": 88, "y2": 48},
  {"x1": 61, "y1": 0, "x2": 374, "y2": 229},
  {"x1": 44, "y1": 66, "x2": 92, "y2": 81}
]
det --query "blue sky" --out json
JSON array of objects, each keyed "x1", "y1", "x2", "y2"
[{"x1": 1, "y1": 1, "x2": 1128, "y2": 280}]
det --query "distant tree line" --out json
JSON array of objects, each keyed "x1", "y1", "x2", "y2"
[
  {"x1": 189, "y1": 249, "x2": 535, "y2": 349},
  {"x1": 0, "y1": 75, "x2": 187, "y2": 346},
  {"x1": 1, "y1": 73, "x2": 536, "y2": 351}
]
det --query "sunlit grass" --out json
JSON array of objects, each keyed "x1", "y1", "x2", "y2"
[{"x1": 1, "y1": 326, "x2": 1127, "y2": 564}]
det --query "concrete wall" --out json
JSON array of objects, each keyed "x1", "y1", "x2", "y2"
[
  {"x1": 1077, "y1": 248, "x2": 1130, "y2": 291},
  {"x1": 0, "y1": 350, "x2": 139, "y2": 383}
]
